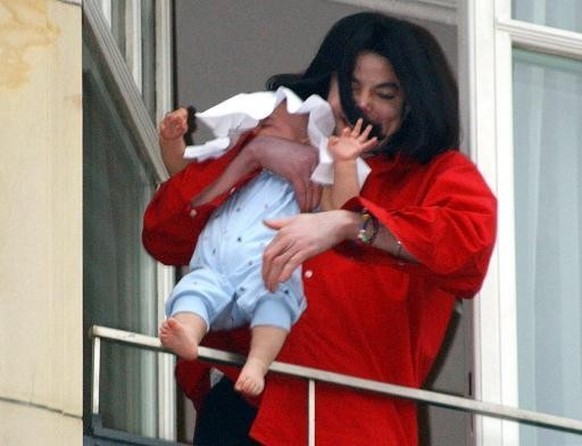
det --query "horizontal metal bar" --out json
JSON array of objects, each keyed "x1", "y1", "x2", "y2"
[{"x1": 89, "y1": 325, "x2": 582, "y2": 435}]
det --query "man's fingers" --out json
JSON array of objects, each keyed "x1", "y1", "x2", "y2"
[
  {"x1": 292, "y1": 178, "x2": 310, "y2": 212},
  {"x1": 264, "y1": 245, "x2": 304, "y2": 292},
  {"x1": 308, "y1": 182, "x2": 322, "y2": 211}
]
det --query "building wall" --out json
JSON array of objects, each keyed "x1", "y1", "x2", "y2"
[{"x1": 0, "y1": 1, "x2": 82, "y2": 444}]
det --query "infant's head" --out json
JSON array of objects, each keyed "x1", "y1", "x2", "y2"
[{"x1": 258, "y1": 100, "x2": 310, "y2": 144}]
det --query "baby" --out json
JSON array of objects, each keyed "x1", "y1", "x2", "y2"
[{"x1": 159, "y1": 87, "x2": 377, "y2": 396}]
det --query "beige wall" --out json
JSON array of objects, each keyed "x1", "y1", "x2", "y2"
[{"x1": 0, "y1": 1, "x2": 82, "y2": 444}]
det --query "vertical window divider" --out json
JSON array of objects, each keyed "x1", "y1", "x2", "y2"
[
  {"x1": 98, "y1": 0, "x2": 112, "y2": 26},
  {"x1": 124, "y1": 0, "x2": 143, "y2": 92},
  {"x1": 459, "y1": 0, "x2": 519, "y2": 443},
  {"x1": 154, "y1": 1, "x2": 176, "y2": 440}
]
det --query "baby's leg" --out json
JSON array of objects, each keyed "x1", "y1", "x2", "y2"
[
  {"x1": 159, "y1": 312, "x2": 207, "y2": 361},
  {"x1": 235, "y1": 325, "x2": 288, "y2": 397}
]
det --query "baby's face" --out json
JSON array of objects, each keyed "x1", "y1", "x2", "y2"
[{"x1": 259, "y1": 101, "x2": 309, "y2": 143}]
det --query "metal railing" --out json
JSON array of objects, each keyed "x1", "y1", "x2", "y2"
[{"x1": 89, "y1": 325, "x2": 582, "y2": 445}]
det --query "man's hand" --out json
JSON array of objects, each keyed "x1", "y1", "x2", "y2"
[
  {"x1": 247, "y1": 135, "x2": 321, "y2": 211},
  {"x1": 191, "y1": 135, "x2": 321, "y2": 211}
]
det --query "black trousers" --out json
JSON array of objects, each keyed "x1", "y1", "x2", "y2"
[{"x1": 194, "y1": 377, "x2": 260, "y2": 446}]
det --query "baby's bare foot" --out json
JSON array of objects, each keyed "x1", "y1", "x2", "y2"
[
  {"x1": 234, "y1": 358, "x2": 267, "y2": 397},
  {"x1": 159, "y1": 318, "x2": 198, "y2": 360}
]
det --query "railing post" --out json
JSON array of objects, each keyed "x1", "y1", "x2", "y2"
[
  {"x1": 308, "y1": 379, "x2": 315, "y2": 446},
  {"x1": 91, "y1": 334, "x2": 101, "y2": 415}
]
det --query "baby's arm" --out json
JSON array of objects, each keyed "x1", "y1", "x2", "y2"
[
  {"x1": 320, "y1": 119, "x2": 378, "y2": 210},
  {"x1": 159, "y1": 108, "x2": 191, "y2": 176}
]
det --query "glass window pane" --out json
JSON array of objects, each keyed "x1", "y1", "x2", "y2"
[
  {"x1": 109, "y1": 0, "x2": 157, "y2": 121},
  {"x1": 512, "y1": 0, "x2": 582, "y2": 33},
  {"x1": 513, "y1": 49, "x2": 582, "y2": 445},
  {"x1": 83, "y1": 40, "x2": 159, "y2": 438},
  {"x1": 109, "y1": 0, "x2": 126, "y2": 58},
  {"x1": 141, "y1": 0, "x2": 157, "y2": 120}
]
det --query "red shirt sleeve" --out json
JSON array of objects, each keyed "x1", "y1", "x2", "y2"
[
  {"x1": 142, "y1": 132, "x2": 257, "y2": 266},
  {"x1": 344, "y1": 151, "x2": 497, "y2": 298}
]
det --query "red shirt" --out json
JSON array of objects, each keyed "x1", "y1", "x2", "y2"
[{"x1": 143, "y1": 136, "x2": 497, "y2": 445}]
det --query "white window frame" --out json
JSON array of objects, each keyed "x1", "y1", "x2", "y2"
[
  {"x1": 461, "y1": 0, "x2": 582, "y2": 444},
  {"x1": 154, "y1": 3, "x2": 176, "y2": 440},
  {"x1": 84, "y1": 0, "x2": 176, "y2": 440},
  {"x1": 331, "y1": 0, "x2": 458, "y2": 25}
]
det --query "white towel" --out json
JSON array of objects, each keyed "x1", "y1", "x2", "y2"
[{"x1": 184, "y1": 86, "x2": 370, "y2": 186}]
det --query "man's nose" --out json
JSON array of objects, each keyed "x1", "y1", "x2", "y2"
[{"x1": 356, "y1": 90, "x2": 372, "y2": 111}]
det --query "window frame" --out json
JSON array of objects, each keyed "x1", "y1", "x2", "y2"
[
  {"x1": 460, "y1": 0, "x2": 582, "y2": 444},
  {"x1": 83, "y1": 0, "x2": 176, "y2": 441}
]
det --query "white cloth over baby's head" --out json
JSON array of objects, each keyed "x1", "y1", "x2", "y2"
[{"x1": 184, "y1": 86, "x2": 370, "y2": 186}]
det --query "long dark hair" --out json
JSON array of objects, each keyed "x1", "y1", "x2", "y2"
[{"x1": 267, "y1": 12, "x2": 459, "y2": 164}]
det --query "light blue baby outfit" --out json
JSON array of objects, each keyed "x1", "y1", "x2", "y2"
[{"x1": 166, "y1": 170, "x2": 304, "y2": 331}]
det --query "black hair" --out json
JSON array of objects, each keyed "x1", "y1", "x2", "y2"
[{"x1": 267, "y1": 12, "x2": 459, "y2": 164}]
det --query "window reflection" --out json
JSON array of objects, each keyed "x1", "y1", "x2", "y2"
[
  {"x1": 513, "y1": 0, "x2": 582, "y2": 33},
  {"x1": 513, "y1": 49, "x2": 582, "y2": 445}
]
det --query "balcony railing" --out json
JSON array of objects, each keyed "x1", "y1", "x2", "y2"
[{"x1": 89, "y1": 325, "x2": 582, "y2": 445}]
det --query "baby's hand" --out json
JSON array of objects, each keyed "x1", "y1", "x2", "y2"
[
  {"x1": 327, "y1": 118, "x2": 378, "y2": 162},
  {"x1": 159, "y1": 108, "x2": 189, "y2": 141}
]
